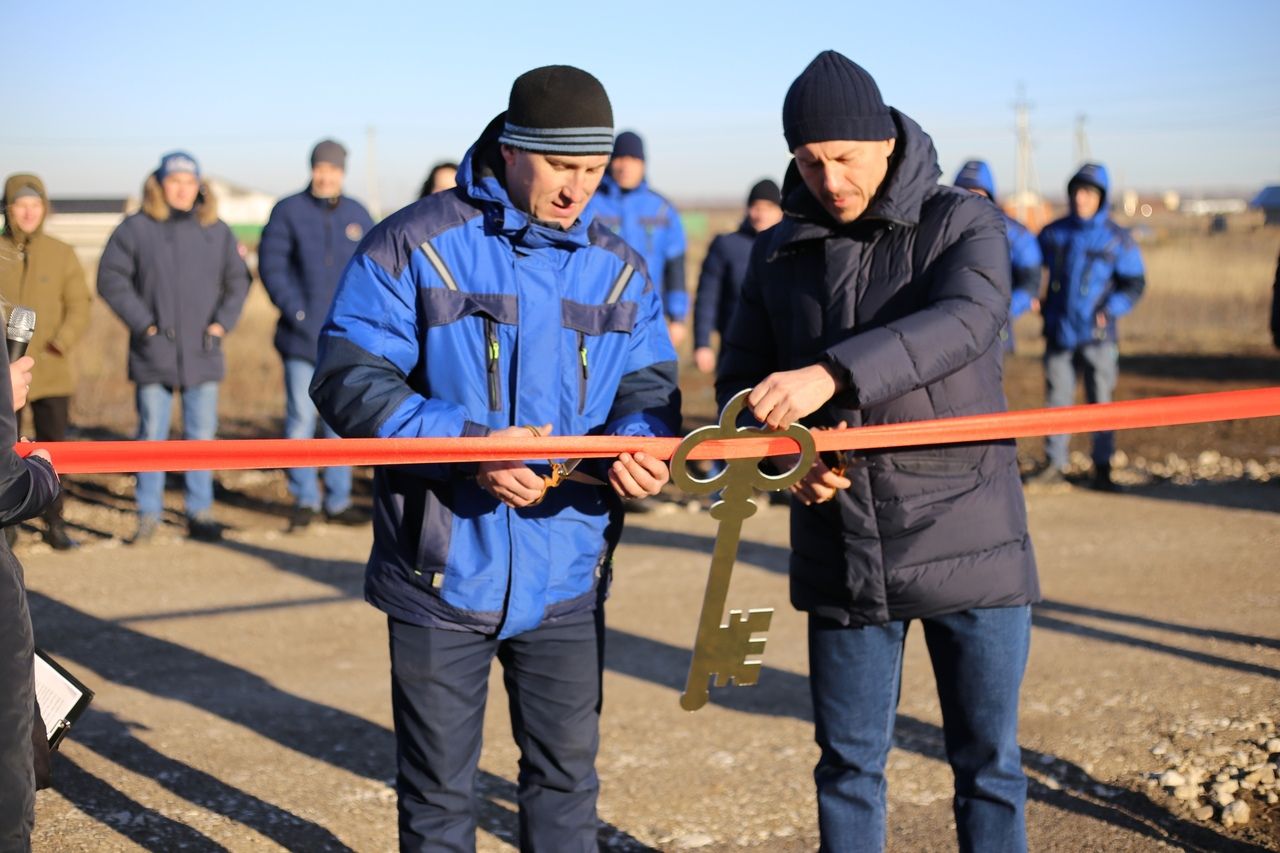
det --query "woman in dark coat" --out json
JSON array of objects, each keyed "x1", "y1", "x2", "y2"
[{"x1": 0, "y1": 335, "x2": 61, "y2": 852}]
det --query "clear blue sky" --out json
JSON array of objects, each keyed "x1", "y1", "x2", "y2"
[{"x1": 4, "y1": 0, "x2": 1277, "y2": 211}]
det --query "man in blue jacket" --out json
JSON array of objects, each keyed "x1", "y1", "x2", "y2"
[
  {"x1": 1031, "y1": 163, "x2": 1145, "y2": 490},
  {"x1": 717, "y1": 51, "x2": 1038, "y2": 852},
  {"x1": 693, "y1": 179, "x2": 782, "y2": 374},
  {"x1": 586, "y1": 131, "x2": 690, "y2": 347},
  {"x1": 953, "y1": 160, "x2": 1043, "y2": 353},
  {"x1": 98, "y1": 152, "x2": 250, "y2": 543},
  {"x1": 259, "y1": 140, "x2": 374, "y2": 529},
  {"x1": 311, "y1": 65, "x2": 679, "y2": 851}
]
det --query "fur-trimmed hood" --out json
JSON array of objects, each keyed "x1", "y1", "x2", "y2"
[{"x1": 141, "y1": 172, "x2": 219, "y2": 226}]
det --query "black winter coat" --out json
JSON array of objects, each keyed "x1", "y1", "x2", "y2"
[
  {"x1": 693, "y1": 221, "x2": 755, "y2": 349},
  {"x1": 0, "y1": 337, "x2": 59, "y2": 847},
  {"x1": 98, "y1": 208, "x2": 250, "y2": 387},
  {"x1": 717, "y1": 110, "x2": 1039, "y2": 627}
]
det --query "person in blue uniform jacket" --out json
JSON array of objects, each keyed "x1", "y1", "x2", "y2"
[
  {"x1": 585, "y1": 130, "x2": 690, "y2": 347},
  {"x1": 310, "y1": 65, "x2": 680, "y2": 852},
  {"x1": 953, "y1": 159, "x2": 1043, "y2": 353},
  {"x1": 1030, "y1": 162, "x2": 1146, "y2": 490}
]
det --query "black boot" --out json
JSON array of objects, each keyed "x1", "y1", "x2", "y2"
[
  {"x1": 44, "y1": 517, "x2": 78, "y2": 551},
  {"x1": 1091, "y1": 463, "x2": 1119, "y2": 492}
]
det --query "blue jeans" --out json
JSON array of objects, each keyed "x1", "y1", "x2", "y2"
[
  {"x1": 389, "y1": 611, "x2": 603, "y2": 853},
  {"x1": 808, "y1": 606, "x2": 1031, "y2": 853},
  {"x1": 135, "y1": 382, "x2": 219, "y2": 519},
  {"x1": 283, "y1": 358, "x2": 351, "y2": 513},
  {"x1": 1044, "y1": 342, "x2": 1118, "y2": 469}
]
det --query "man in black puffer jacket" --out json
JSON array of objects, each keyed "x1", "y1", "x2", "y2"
[{"x1": 718, "y1": 51, "x2": 1039, "y2": 853}]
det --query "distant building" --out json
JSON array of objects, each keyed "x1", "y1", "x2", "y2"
[
  {"x1": 1180, "y1": 197, "x2": 1249, "y2": 217},
  {"x1": 206, "y1": 177, "x2": 275, "y2": 240},
  {"x1": 44, "y1": 198, "x2": 128, "y2": 263},
  {"x1": 1001, "y1": 192, "x2": 1055, "y2": 233},
  {"x1": 42, "y1": 178, "x2": 276, "y2": 264},
  {"x1": 1251, "y1": 186, "x2": 1280, "y2": 226}
]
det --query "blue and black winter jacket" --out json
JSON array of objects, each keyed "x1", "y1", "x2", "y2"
[
  {"x1": 587, "y1": 176, "x2": 688, "y2": 321},
  {"x1": 259, "y1": 190, "x2": 373, "y2": 363},
  {"x1": 1038, "y1": 163, "x2": 1146, "y2": 350},
  {"x1": 952, "y1": 159, "x2": 1042, "y2": 318},
  {"x1": 310, "y1": 114, "x2": 681, "y2": 639}
]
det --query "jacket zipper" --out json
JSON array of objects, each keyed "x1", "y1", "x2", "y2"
[
  {"x1": 323, "y1": 204, "x2": 334, "y2": 267},
  {"x1": 485, "y1": 318, "x2": 501, "y2": 411},
  {"x1": 577, "y1": 331, "x2": 588, "y2": 415}
]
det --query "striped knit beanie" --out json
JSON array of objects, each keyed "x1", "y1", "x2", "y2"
[{"x1": 498, "y1": 66, "x2": 614, "y2": 156}]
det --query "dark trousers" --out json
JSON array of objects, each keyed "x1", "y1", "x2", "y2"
[
  {"x1": 17, "y1": 397, "x2": 69, "y2": 522},
  {"x1": 388, "y1": 610, "x2": 604, "y2": 853},
  {"x1": 0, "y1": 546, "x2": 34, "y2": 853}
]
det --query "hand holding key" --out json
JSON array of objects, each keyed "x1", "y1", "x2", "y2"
[{"x1": 670, "y1": 389, "x2": 816, "y2": 710}]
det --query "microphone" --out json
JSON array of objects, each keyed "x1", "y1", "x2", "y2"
[{"x1": 7, "y1": 306, "x2": 36, "y2": 362}]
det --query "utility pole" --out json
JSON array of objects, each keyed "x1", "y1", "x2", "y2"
[
  {"x1": 1014, "y1": 83, "x2": 1032, "y2": 223},
  {"x1": 1074, "y1": 113, "x2": 1090, "y2": 166},
  {"x1": 366, "y1": 125, "x2": 382, "y2": 221}
]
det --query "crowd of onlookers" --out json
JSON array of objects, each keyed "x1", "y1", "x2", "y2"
[
  {"x1": 3, "y1": 52, "x2": 1278, "y2": 853},
  {"x1": 13, "y1": 122, "x2": 1280, "y2": 550}
]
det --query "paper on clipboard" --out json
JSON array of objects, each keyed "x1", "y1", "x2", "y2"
[{"x1": 34, "y1": 648, "x2": 93, "y2": 748}]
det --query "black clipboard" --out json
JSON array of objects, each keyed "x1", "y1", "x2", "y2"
[{"x1": 34, "y1": 647, "x2": 94, "y2": 749}]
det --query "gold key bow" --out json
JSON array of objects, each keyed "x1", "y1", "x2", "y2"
[{"x1": 669, "y1": 388, "x2": 816, "y2": 711}]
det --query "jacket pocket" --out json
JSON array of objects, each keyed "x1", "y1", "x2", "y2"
[
  {"x1": 422, "y1": 289, "x2": 519, "y2": 412},
  {"x1": 561, "y1": 299, "x2": 637, "y2": 415}
]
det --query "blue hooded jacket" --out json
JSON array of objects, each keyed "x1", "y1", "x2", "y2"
[
  {"x1": 586, "y1": 175, "x2": 688, "y2": 321},
  {"x1": 953, "y1": 160, "x2": 1042, "y2": 319},
  {"x1": 258, "y1": 190, "x2": 373, "y2": 362},
  {"x1": 1038, "y1": 163, "x2": 1146, "y2": 350},
  {"x1": 310, "y1": 114, "x2": 681, "y2": 639}
]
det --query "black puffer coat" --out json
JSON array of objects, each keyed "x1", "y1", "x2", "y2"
[
  {"x1": 0, "y1": 336, "x2": 60, "y2": 849},
  {"x1": 717, "y1": 109, "x2": 1039, "y2": 627},
  {"x1": 97, "y1": 177, "x2": 249, "y2": 388}
]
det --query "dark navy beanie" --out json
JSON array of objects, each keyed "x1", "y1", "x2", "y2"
[
  {"x1": 612, "y1": 131, "x2": 645, "y2": 161},
  {"x1": 498, "y1": 65, "x2": 614, "y2": 155},
  {"x1": 747, "y1": 179, "x2": 781, "y2": 206},
  {"x1": 782, "y1": 51, "x2": 896, "y2": 151},
  {"x1": 954, "y1": 160, "x2": 996, "y2": 198}
]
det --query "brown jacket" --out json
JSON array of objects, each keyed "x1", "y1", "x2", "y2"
[{"x1": 0, "y1": 174, "x2": 93, "y2": 400}]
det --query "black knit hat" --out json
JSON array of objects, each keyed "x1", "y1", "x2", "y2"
[
  {"x1": 747, "y1": 179, "x2": 781, "y2": 206},
  {"x1": 612, "y1": 131, "x2": 645, "y2": 161},
  {"x1": 782, "y1": 51, "x2": 896, "y2": 151},
  {"x1": 498, "y1": 65, "x2": 614, "y2": 156}
]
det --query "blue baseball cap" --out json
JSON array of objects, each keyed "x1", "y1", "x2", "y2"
[{"x1": 157, "y1": 151, "x2": 200, "y2": 182}]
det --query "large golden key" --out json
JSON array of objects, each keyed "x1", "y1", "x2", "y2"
[{"x1": 669, "y1": 389, "x2": 816, "y2": 711}]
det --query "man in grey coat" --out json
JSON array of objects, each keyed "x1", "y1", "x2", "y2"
[{"x1": 718, "y1": 52, "x2": 1038, "y2": 852}]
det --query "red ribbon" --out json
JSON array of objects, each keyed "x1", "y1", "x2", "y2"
[{"x1": 13, "y1": 387, "x2": 1280, "y2": 475}]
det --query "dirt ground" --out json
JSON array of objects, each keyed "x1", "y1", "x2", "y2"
[
  {"x1": 12, "y1": 346, "x2": 1280, "y2": 851},
  {"x1": 13, "y1": 217, "x2": 1280, "y2": 851}
]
